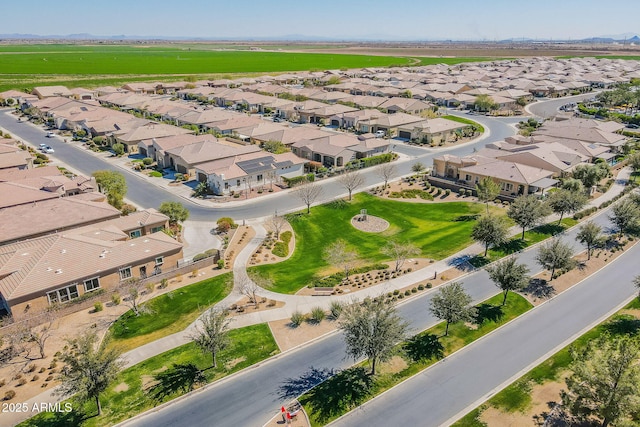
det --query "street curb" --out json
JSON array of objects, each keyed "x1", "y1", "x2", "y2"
[{"x1": 327, "y1": 240, "x2": 639, "y2": 427}]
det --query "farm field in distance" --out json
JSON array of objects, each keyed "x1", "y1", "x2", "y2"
[{"x1": 0, "y1": 43, "x2": 500, "y2": 91}]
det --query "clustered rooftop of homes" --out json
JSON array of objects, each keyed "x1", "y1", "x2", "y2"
[{"x1": 1, "y1": 56, "x2": 639, "y2": 319}]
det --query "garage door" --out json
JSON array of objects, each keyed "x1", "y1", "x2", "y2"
[
  {"x1": 398, "y1": 131, "x2": 412, "y2": 140},
  {"x1": 331, "y1": 119, "x2": 340, "y2": 127}
]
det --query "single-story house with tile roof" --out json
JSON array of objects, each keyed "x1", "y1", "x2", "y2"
[
  {"x1": 0, "y1": 197, "x2": 122, "y2": 246},
  {"x1": 112, "y1": 122, "x2": 194, "y2": 153},
  {"x1": 356, "y1": 112, "x2": 424, "y2": 136},
  {"x1": 138, "y1": 133, "x2": 218, "y2": 165},
  {"x1": 166, "y1": 140, "x2": 261, "y2": 176},
  {"x1": 292, "y1": 134, "x2": 389, "y2": 168},
  {"x1": 396, "y1": 117, "x2": 469, "y2": 142},
  {"x1": 32, "y1": 86, "x2": 73, "y2": 99},
  {"x1": 377, "y1": 97, "x2": 433, "y2": 115},
  {"x1": 0, "y1": 142, "x2": 33, "y2": 171},
  {"x1": 195, "y1": 151, "x2": 306, "y2": 195},
  {"x1": 297, "y1": 103, "x2": 359, "y2": 124},
  {"x1": 0, "y1": 230, "x2": 183, "y2": 318},
  {"x1": 250, "y1": 125, "x2": 331, "y2": 147},
  {"x1": 458, "y1": 160, "x2": 556, "y2": 197}
]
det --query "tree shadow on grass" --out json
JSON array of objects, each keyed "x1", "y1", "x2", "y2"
[
  {"x1": 494, "y1": 239, "x2": 528, "y2": 255},
  {"x1": 147, "y1": 363, "x2": 206, "y2": 401},
  {"x1": 475, "y1": 303, "x2": 504, "y2": 324},
  {"x1": 533, "y1": 223, "x2": 565, "y2": 236},
  {"x1": 604, "y1": 317, "x2": 640, "y2": 337},
  {"x1": 403, "y1": 333, "x2": 444, "y2": 362},
  {"x1": 20, "y1": 407, "x2": 89, "y2": 427},
  {"x1": 277, "y1": 367, "x2": 335, "y2": 400},
  {"x1": 453, "y1": 214, "x2": 480, "y2": 222},
  {"x1": 524, "y1": 278, "x2": 556, "y2": 300},
  {"x1": 302, "y1": 366, "x2": 373, "y2": 424}
]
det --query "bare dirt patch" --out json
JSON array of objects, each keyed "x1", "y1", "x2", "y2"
[
  {"x1": 223, "y1": 225, "x2": 255, "y2": 269},
  {"x1": 225, "y1": 356, "x2": 246, "y2": 370},
  {"x1": 350, "y1": 214, "x2": 390, "y2": 233},
  {"x1": 524, "y1": 239, "x2": 637, "y2": 306},
  {"x1": 269, "y1": 318, "x2": 338, "y2": 352},
  {"x1": 114, "y1": 382, "x2": 129, "y2": 393},
  {"x1": 378, "y1": 356, "x2": 408, "y2": 375}
]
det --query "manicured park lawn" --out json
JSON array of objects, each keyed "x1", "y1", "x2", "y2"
[
  {"x1": 19, "y1": 323, "x2": 278, "y2": 427},
  {"x1": 442, "y1": 115, "x2": 485, "y2": 133},
  {"x1": 452, "y1": 298, "x2": 640, "y2": 425},
  {"x1": 301, "y1": 292, "x2": 533, "y2": 427},
  {"x1": 103, "y1": 273, "x2": 232, "y2": 352},
  {"x1": 251, "y1": 193, "x2": 499, "y2": 293}
]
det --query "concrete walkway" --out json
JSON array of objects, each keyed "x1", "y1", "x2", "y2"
[{"x1": 122, "y1": 166, "x2": 632, "y2": 368}]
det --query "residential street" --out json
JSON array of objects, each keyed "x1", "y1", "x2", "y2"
[
  {"x1": 121, "y1": 204, "x2": 637, "y2": 427},
  {"x1": 0, "y1": 109, "x2": 515, "y2": 222}
]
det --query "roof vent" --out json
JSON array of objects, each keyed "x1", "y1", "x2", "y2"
[
  {"x1": 99, "y1": 253, "x2": 105, "y2": 258},
  {"x1": 130, "y1": 243, "x2": 135, "y2": 246},
  {"x1": 46, "y1": 267, "x2": 52, "y2": 271},
  {"x1": 61, "y1": 249, "x2": 66, "y2": 254},
  {"x1": 55, "y1": 269, "x2": 62, "y2": 274}
]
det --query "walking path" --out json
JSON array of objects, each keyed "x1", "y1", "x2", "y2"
[
  {"x1": 9, "y1": 166, "x2": 632, "y2": 426},
  {"x1": 122, "y1": 166, "x2": 632, "y2": 368}
]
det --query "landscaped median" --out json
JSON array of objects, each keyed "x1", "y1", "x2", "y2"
[
  {"x1": 18, "y1": 323, "x2": 278, "y2": 427},
  {"x1": 299, "y1": 293, "x2": 533, "y2": 427},
  {"x1": 452, "y1": 298, "x2": 640, "y2": 427},
  {"x1": 103, "y1": 272, "x2": 232, "y2": 353}
]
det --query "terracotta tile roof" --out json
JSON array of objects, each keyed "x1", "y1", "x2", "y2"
[{"x1": 0, "y1": 231, "x2": 182, "y2": 302}]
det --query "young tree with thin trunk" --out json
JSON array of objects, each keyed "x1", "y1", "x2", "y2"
[
  {"x1": 486, "y1": 257, "x2": 530, "y2": 305},
  {"x1": 609, "y1": 199, "x2": 640, "y2": 237},
  {"x1": 382, "y1": 241, "x2": 420, "y2": 273},
  {"x1": 324, "y1": 239, "x2": 358, "y2": 279},
  {"x1": 92, "y1": 170, "x2": 127, "y2": 209},
  {"x1": 25, "y1": 312, "x2": 56, "y2": 359},
  {"x1": 293, "y1": 181, "x2": 323, "y2": 214},
  {"x1": 561, "y1": 335, "x2": 640, "y2": 427},
  {"x1": 536, "y1": 238, "x2": 574, "y2": 281},
  {"x1": 375, "y1": 163, "x2": 396, "y2": 190},
  {"x1": 475, "y1": 177, "x2": 500, "y2": 212},
  {"x1": 120, "y1": 277, "x2": 147, "y2": 316},
  {"x1": 471, "y1": 214, "x2": 510, "y2": 256},
  {"x1": 338, "y1": 170, "x2": 365, "y2": 201},
  {"x1": 191, "y1": 309, "x2": 231, "y2": 368},
  {"x1": 576, "y1": 221, "x2": 603, "y2": 260},
  {"x1": 508, "y1": 194, "x2": 552, "y2": 240},
  {"x1": 339, "y1": 297, "x2": 407, "y2": 375},
  {"x1": 547, "y1": 189, "x2": 588, "y2": 224},
  {"x1": 265, "y1": 214, "x2": 287, "y2": 240},
  {"x1": 57, "y1": 332, "x2": 124, "y2": 416},
  {"x1": 429, "y1": 282, "x2": 476, "y2": 336}
]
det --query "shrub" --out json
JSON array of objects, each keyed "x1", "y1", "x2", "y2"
[
  {"x1": 45, "y1": 376, "x2": 53, "y2": 382},
  {"x1": 31, "y1": 375, "x2": 39, "y2": 382},
  {"x1": 142, "y1": 157, "x2": 154, "y2": 166},
  {"x1": 311, "y1": 307, "x2": 326, "y2": 323},
  {"x1": 418, "y1": 284, "x2": 425, "y2": 290},
  {"x1": 27, "y1": 364, "x2": 36, "y2": 373},
  {"x1": 17, "y1": 378, "x2": 27, "y2": 386},
  {"x1": 149, "y1": 171, "x2": 163, "y2": 177},
  {"x1": 174, "y1": 173, "x2": 184, "y2": 181},
  {"x1": 404, "y1": 290, "x2": 411, "y2": 296},
  {"x1": 159, "y1": 278, "x2": 169, "y2": 289},
  {"x1": 48, "y1": 361, "x2": 57, "y2": 369},
  {"x1": 329, "y1": 301, "x2": 345, "y2": 319},
  {"x1": 217, "y1": 217, "x2": 237, "y2": 229},
  {"x1": 458, "y1": 188, "x2": 465, "y2": 196},
  {"x1": 217, "y1": 259, "x2": 225, "y2": 269},
  {"x1": 111, "y1": 293, "x2": 121, "y2": 305},
  {"x1": 290, "y1": 311, "x2": 305, "y2": 327},
  {"x1": 444, "y1": 189, "x2": 451, "y2": 196},
  {"x1": 12, "y1": 374, "x2": 22, "y2": 381},
  {"x1": 145, "y1": 282, "x2": 155, "y2": 293},
  {"x1": 38, "y1": 367, "x2": 45, "y2": 374},
  {"x1": 426, "y1": 283, "x2": 433, "y2": 288},
  {"x1": 4, "y1": 390, "x2": 15, "y2": 401},
  {"x1": 272, "y1": 241, "x2": 288, "y2": 258},
  {"x1": 267, "y1": 299, "x2": 276, "y2": 307},
  {"x1": 93, "y1": 301, "x2": 103, "y2": 312}
]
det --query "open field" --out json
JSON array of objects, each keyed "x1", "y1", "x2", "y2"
[{"x1": 250, "y1": 193, "x2": 501, "y2": 294}]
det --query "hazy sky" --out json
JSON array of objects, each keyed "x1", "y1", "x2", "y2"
[{"x1": 3, "y1": 0, "x2": 639, "y2": 41}]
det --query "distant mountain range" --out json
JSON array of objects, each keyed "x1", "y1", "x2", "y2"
[{"x1": 0, "y1": 33, "x2": 638, "y2": 43}]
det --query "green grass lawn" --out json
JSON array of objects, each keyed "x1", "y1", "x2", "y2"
[
  {"x1": 469, "y1": 217, "x2": 578, "y2": 267},
  {"x1": 441, "y1": 115, "x2": 485, "y2": 133},
  {"x1": 301, "y1": 292, "x2": 533, "y2": 427},
  {"x1": 18, "y1": 323, "x2": 278, "y2": 427},
  {"x1": 103, "y1": 273, "x2": 232, "y2": 352},
  {"x1": 251, "y1": 193, "x2": 499, "y2": 293},
  {"x1": 452, "y1": 298, "x2": 640, "y2": 425}
]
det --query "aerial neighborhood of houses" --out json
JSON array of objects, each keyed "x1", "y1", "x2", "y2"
[{"x1": 0, "y1": 55, "x2": 638, "y2": 318}]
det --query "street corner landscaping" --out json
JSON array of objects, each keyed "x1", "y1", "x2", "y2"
[
  {"x1": 453, "y1": 298, "x2": 640, "y2": 427},
  {"x1": 299, "y1": 292, "x2": 533, "y2": 427},
  {"x1": 103, "y1": 272, "x2": 233, "y2": 353},
  {"x1": 250, "y1": 193, "x2": 495, "y2": 294},
  {"x1": 18, "y1": 323, "x2": 279, "y2": 427}
]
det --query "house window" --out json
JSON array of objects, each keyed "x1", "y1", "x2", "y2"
[
  {"x1": 130, "y1": 229, "x2": 142, "y2": 238},
  {"x1": 119, "y1": 267, "x2": 132, "y2": 281},
  {"x1": 84, "y1": 277, "x2": 100, "y2": 292},
  {"x1": 155, "y1": 257, "x2": 164, "y2": 266},
  {"x1": 257, "y1": 174, "x2": 263, "y2": 182},
  {"x1": 236, "y1": 180, "x2": 241, "y2": 187},
  {"x1": 47, "y1": 284, "x2": 79, "y2": 305},
  {"x1": 502, "y1": 182, "x2": 513, "y2": 191},
  {"x1": 465, "y1": 174, "x2": 471, "y2": 181},
  {"x1": 224, "y1": 182, "x2": 229, "y2": 189},
  {"x1": 151, "y1": 226, "x2": 164, "y2": 233}
]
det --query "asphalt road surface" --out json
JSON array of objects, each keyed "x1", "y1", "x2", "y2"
[
  {"x1": 121, "y1": 208, "x2": 637, "y2": 427},
  {"x1": 0, "y1": 109, "x2": 515, "y2": 222}
]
